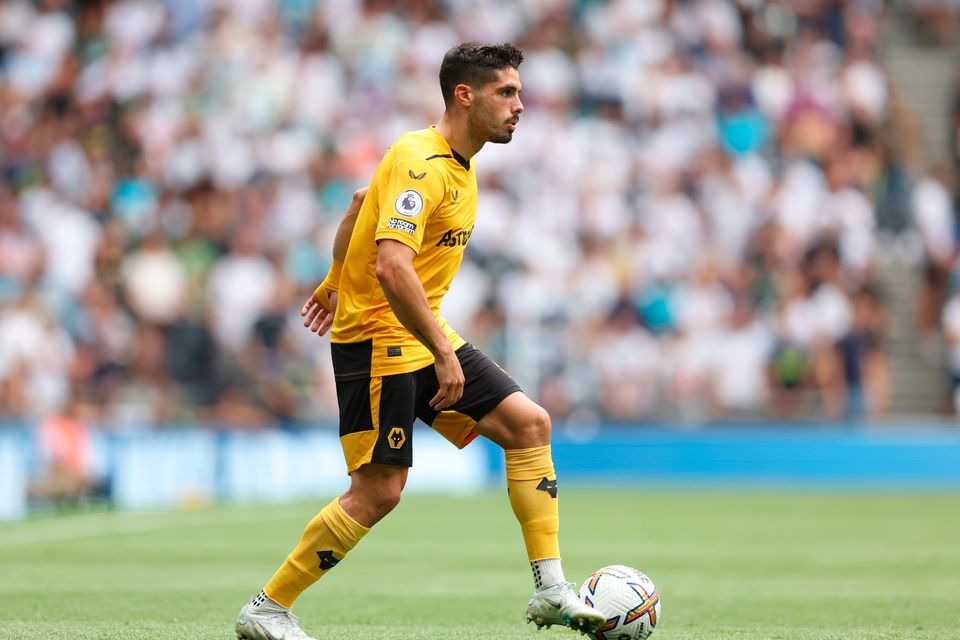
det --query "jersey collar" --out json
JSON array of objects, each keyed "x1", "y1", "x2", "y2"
[{"x1": 429, "y1": 126, "x2": 470, "y2": 171}]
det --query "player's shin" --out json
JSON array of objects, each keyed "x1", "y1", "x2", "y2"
[
  {"x1": 504, "y1": 445, "x2": 566, "y2": 588},
  {"x1": 263, "y1": 497, "x2": 370, "y2": 607}
]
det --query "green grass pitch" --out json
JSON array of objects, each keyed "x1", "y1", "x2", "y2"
[{"x1": 1, "y1": 489, "x2": 958, "y2": 639}]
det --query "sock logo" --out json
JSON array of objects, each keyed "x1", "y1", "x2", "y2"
[
  {"x1": 536, "y1": 477, "x2": 558, "y2": 498},
  {"x1": 388, "y1": 427, "x2": 406, "y2": 449},
  {"x1": 316, "y1": 550, "x2": 341, "y2": 570}
]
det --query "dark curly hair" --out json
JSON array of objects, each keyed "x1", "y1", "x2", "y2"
[{"x1": 439, "y1": 42, "x2": 524, "y2": 107}]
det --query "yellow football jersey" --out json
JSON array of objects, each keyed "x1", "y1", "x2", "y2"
[{"x1": 332, "y1": 126, "x2": 479, "y2": 377}]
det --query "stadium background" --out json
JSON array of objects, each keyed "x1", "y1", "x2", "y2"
[
  {"x1": 2, "y1": 2, "x2": 959, "y2": 639},
  {"x1": 2, "y1": 0, "x2": 960, "y2": 543}
]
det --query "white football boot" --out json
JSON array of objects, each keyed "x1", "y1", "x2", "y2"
[
  {"x1": 235, "y1": 596, "x2": 317, "y2": 640},
  {"x1": 526, "y1": 581, "x2": 605, "y2": 633}
]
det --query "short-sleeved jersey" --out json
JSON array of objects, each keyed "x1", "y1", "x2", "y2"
[{"x1": 332, "y1": 126, "x2": 479, "y2": 377}]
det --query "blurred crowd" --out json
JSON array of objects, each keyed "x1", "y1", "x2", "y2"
[{"x1": 1, "y1": 0, "x2": 959, "y2": 432}]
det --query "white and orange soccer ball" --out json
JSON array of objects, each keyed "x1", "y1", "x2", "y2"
[{"x1": 578, "y1": 565, "x2": 661, "y2": 640}]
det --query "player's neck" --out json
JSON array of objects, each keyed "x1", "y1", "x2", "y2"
[{"x1": 435, "y1": 113, "x2": 483, "y2": 162}]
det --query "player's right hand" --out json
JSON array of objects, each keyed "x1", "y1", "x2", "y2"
[
  {"x1": 301, "y1": 290, "x2": 338, "y2": 336},
  {"x1": 430, "y1": 350, "x2": 464, "y2": 410}
]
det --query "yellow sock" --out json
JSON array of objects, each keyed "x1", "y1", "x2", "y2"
[
  {"x1": 505, "y1": 445, "x2": 560, "y2": 561},
  {"x1": 264, "y1": 498, "x2": 369, "y2": 607}
]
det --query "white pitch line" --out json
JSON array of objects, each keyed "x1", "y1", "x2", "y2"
[{"x1": 0, "y1": 507, "x2": 301, "y2": 546}]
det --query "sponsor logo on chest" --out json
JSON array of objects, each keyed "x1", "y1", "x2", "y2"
[{"x1": 435, "y1": 226, "x2": 473, "y2": 248}]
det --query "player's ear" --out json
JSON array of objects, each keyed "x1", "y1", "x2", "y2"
[{"x1": 453, "y1": 83, "x2": 473, "y2": 107}]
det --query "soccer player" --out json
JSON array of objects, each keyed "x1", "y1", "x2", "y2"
[{"x1": 235, "y1": 42, "x2": 604, "y2": 640}]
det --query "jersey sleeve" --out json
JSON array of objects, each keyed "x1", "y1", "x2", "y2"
[{"x1": 374, "y1": 158, "x2": 444, "y2": 254}]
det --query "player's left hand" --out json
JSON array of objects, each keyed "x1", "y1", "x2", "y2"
[
  {"x1": 301, "y1": 290, "x2": 338, "y2": 336},
  {"x1": 430, "y1": 349, "x2": 465, "y2": 410}
]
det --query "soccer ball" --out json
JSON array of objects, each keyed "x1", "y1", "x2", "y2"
[{"x1": 579, "y1": 565, "x2": 660, "y2": 640}]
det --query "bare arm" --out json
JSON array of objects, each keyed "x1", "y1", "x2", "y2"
[
  {"x1": 302, "y1": 187, "x2": 368, "y2": 335},
  {"x1": 376, "y1": 238, "x2": 464, "y2": 410},
  {"x1": 331, "y1": 188, "x2": 366, "y2": 261}
]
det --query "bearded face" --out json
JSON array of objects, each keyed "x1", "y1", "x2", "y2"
[{"x1": 469, "y1": 67, "x2": 523, "y2": 145}]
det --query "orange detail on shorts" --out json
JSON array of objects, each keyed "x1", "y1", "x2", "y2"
[{"x1": 430, "y1": 410, "x2": 477, "y2": 449}]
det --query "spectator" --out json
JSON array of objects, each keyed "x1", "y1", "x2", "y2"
[
  {"x1": 121, "y1": 231, "x2": 188, "y2": 325},
  {"x1": 908, "y1": 0, "x2": 960, "y2": 46},
  {"x1": 838, "y1": 286, "x2": 890, "y2": 418},
  {"x1": 27, "y1": 395, "x2": 100, "y2": 504},
  {"x1": 206, "y1": 225, "x2": 279, "y2": 351},
  {"x1": 912, "y1": 168, "x2": 957, "y2": 342},
  {"x1": 0, "y1": 294, "x2": 75, "y2": 417},
  {"x1": 942, "y1": 277, "x2": 960, "y2": 414},
  {"x1": 712, "y1": 297, "x2": 774, "y2": 417}
]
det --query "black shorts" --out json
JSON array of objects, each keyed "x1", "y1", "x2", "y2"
[{"x1": 331, "y1": 342, "x2": 521, "y2": 473}]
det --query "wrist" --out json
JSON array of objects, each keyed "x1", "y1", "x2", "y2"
[
  {"x1": 314, "y1": 259, "x2": 344, "y2": 299},
  {"x1": 433, "y1": 342, "x2": 457, "y2": 360}
]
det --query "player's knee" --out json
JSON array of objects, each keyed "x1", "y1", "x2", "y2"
[
  {"x1": 518, "y1": 404, "x2": 551, "y2": 446},
  {"x1": 499, "y1": 403, "x2": 552, "y2": 449},
  {"x1": 341, "y1": 484, "x2": 402, "y2": 526},
  {"x1": 372, "y1": 485, "x2": 402, "y2": 517},
  {"x1": 531, "y1": 405, "x2": 552, "y2": 443},
  {"x1": 343, "y1": 465, "x2": 406, "y2": 525}
]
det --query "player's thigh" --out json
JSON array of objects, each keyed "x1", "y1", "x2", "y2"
[
  {"x1": 415, "y1": 344, "x2": 524, "y2": 448},
  {"x1": 336, "y1": 371, "x2": 417, "y2": 474},
  {"x1": 473, "y1": 390, "x2": 551, "y2": 450}
]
